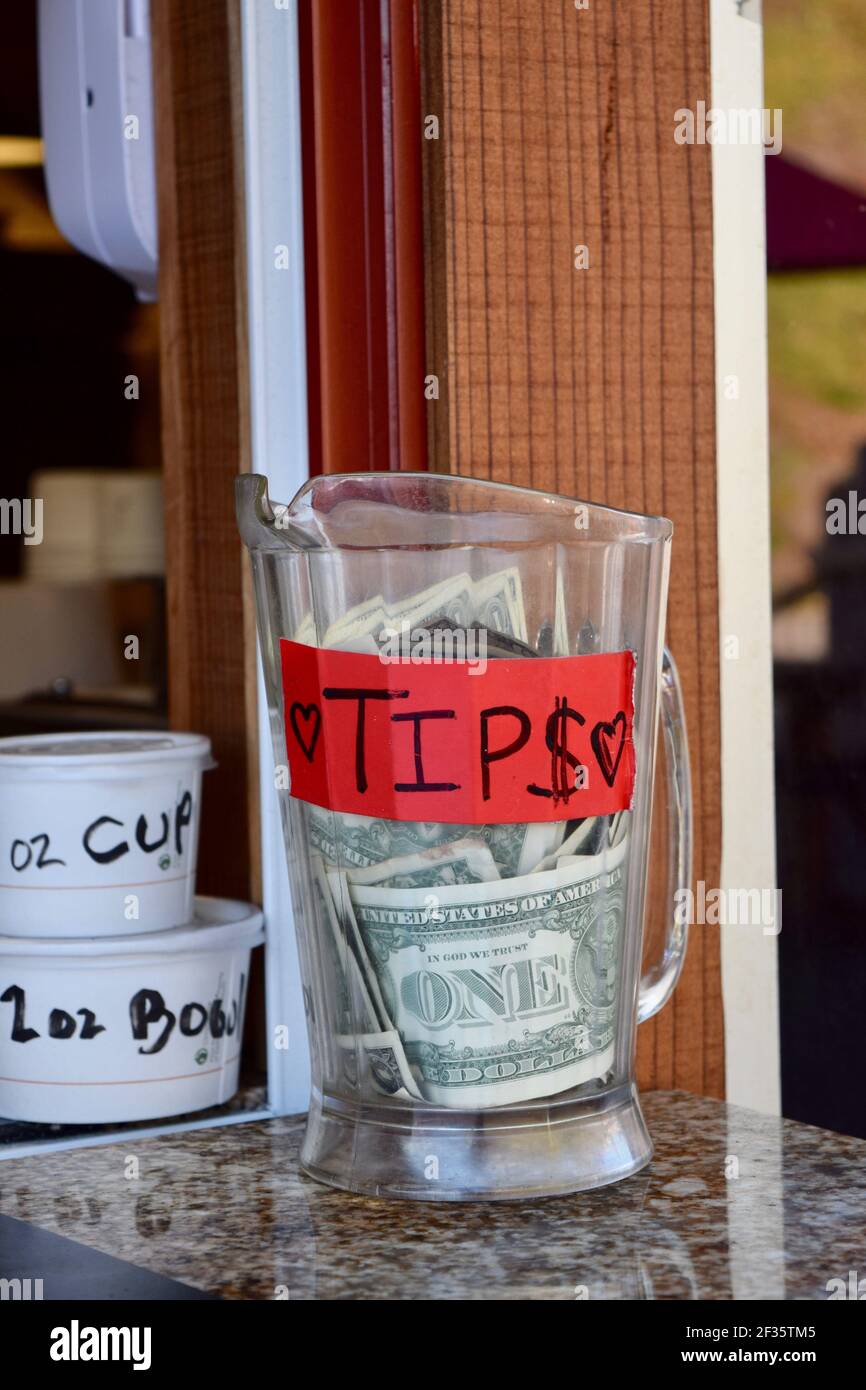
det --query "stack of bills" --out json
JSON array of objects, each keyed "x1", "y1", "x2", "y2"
[{"x1": 295, "y1": 568, "x2": 630, "y2": 1111}]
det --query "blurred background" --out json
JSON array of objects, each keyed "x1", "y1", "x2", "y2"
[
  {"x1": 0, "y1": 1, "x2": 166, "y2": 738},
  {"x1": 766, "y1": 0, "x2": 866, "y2": 1138}
]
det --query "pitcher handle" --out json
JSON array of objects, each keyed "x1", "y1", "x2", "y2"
[{"x1": 637, "y1": 645, "x2": 693, "y2": 1023}]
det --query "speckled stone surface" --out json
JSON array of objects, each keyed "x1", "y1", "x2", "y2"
[{"x1": 1, "y1": 1091, "x2": 864, "y2": 1299}]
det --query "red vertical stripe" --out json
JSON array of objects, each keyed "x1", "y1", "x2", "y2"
[{"x1": 297, "y1": 0, "x2": 428, "y2": 474}]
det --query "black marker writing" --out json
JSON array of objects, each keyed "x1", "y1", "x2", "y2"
[
  {"x1": 479, "y1": 706, "x2": 532, "y2": 801},
  {"x1": 392, "y1": 709, "x2": 460, "y2": 793},
  {"x1": 81, "y1": 793, "x2": 196, "y2": 866},
  {"x1": 180, "y1": 1002, "x2": 208, "y2": 1036},
  {"x1": 322, "y1": 687, "x2": 409, "y2": 793},
  {"x1": 83, "y1": 816, "x2": 129, "y2": 865},
  {"x1": 2, "y1": 984, "x2": 243, "y2": 1051},
  {"x1": 175, "y1": 792, "x2": 193, "y2": 856},
  {"x1": 130, "y1": 979, "x2": 245, "y2": 1054},
  {"x1": 0, "y1": 988, "x2": 105, "y2": 1043},
  {"x1": 10, "y1": 833, "x2": 66, "y2": 871},
  {"x1": 135, "y1": 812, "x2": 169, "y2": 853},
  {"x1": 527, "y1": 698, "x2": 586, "y2": 802},
  {"x1": 0, "y1": 984, "x2": 39, "y2": 1043},
  {"x1": 130, "y1": 989, "x2": 175, "y2": 1055}
]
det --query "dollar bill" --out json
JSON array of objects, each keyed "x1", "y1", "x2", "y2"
[
  {"x1": 335, "y1": 1031, "x2": 423, "y2": 1101},
  {"x1": 307, "y1": 804, "x2": 563, "y2": 880},
  {"x1": 472, "y1": 567, "x2": 528, "y2": 643},
  {"x1": 554, "y1": 567, "x2": 569, "y2": 656},
  {"x1": 315, "y1": 567, "x2": 530, "y2": 654},
  {"x1": 293, "y1": 611, "x2": 317, "y2": 646},
  {"x1": 528, "y1": 810, "x2": 629, "y2": 872},
  {"x1": 336, "y1": 836, "x2": 629, "y2": 1109},
  {"x1": 314, "y1": 854, "x2": 426, "y2": 1098},
  {"x1": 321, "y1": 573, "x2": 476, "y2": 652},
  {"x1": 345, "y1": 837, "x2": 500, "y2": 889},
  {"x1": 324, "y1": 864, "x2": 395, "y2": 1032},
  {"x1": 312, "y1": 854, "x2": 383, "y2": 1033}
]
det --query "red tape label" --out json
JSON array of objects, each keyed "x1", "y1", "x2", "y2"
[{"x1": 279, "y1": 639, "x2": 636, "y2": 825}]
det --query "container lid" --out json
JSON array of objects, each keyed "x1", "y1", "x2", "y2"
[
  {"x1": 0, "y1": 896, "x2": 264, "y2": 958},
  {"x1": 0, "y1": 731, "x2": 215, "y2": 781}
]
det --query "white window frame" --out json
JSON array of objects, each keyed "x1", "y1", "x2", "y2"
[
  {"x1": 711, "y1": 0, "x2": 780, "y2": 1114},
  {"x1": 240, "y1": 0, "x2": 311, "y2": 1115}
]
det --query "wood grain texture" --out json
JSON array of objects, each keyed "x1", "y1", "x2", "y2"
[
  {"x1": 151, "y1": 0, "x2": 254, "y2": 901},
  {"x1": 423, "y1": 0, "x2": 723, "y2": 1095}
]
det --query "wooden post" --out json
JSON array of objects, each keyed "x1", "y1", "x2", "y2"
[
  {"x1": 422, "y1": 0, "x2": 723, "y2": 1095},
  {"x1": 150, "y1": 0, "x2": 256, "y2": 902}
]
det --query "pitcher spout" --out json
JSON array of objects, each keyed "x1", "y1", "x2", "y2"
[{"x1": 235, "y1": 473, "x2": 320, "y2": 552}]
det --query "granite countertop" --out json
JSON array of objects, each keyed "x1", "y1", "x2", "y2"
[{"x1": 1, "y1": 1090, "x2": 864, "y2": 1300}]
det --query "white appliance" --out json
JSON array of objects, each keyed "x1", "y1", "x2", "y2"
[{"x1": 38, "y1": 0, "x2": 158, "y2": 300}]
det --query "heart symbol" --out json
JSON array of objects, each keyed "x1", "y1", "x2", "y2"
[
  {"x1": 289, "y1": 702, "x2": 322, "y2": 764},
  {"x1": 590, "y1": 711, "x2": 627, "y2": 788}
]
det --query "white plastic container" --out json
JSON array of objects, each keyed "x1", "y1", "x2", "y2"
[
  {"x1": 0, "y1": 897, "x2": 264, "y2": 1124},
  {"x1": 0, "y1": 733, "x2": 213, "y2": 937}
]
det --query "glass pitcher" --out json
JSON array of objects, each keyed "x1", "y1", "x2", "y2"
[{"x1": 237, "y1": 471, "x2": 691, "y2": 1201}]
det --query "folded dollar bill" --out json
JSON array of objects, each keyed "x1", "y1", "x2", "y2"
[{"x1": 334, "y1": 838, "x2": 628, "y2": 1109}]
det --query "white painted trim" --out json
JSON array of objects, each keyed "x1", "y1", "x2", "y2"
[
  {"x1": 240, "y1": 0, "x2": 312, "y2": 1114},
  {"x1": 711, "y1": 0, "x2": 781, "y2": 1113}
]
